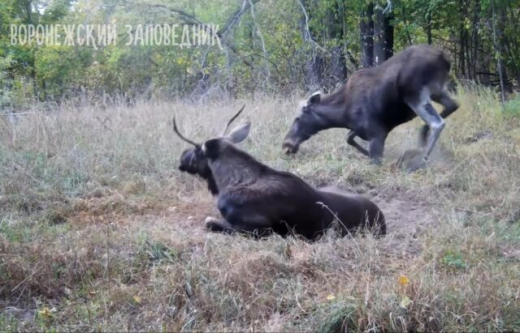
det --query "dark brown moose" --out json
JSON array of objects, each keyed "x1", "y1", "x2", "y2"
[
  {"x1": 174, "y1": 107, "x2": 386, "y2": 240},
  {"x1": 282, "y1": 44, "x2": 459, "y2": 170}
]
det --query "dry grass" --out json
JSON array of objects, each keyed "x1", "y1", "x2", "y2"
[{"x1": 1, "y1": 86, "x2": 520, "y2": 332}]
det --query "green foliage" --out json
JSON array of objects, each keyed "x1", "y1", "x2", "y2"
[
  {"x1": 40, "y1": 0, "x2": 72, "y2": 24},
  {"x1": 34, "y1": 46, "x2": 87, "y2": 100},
  {"x1": 0, "y1": 313, "x2": 20, "y2": 333},
  {"x1": 316, "y1": 301, "x2": 358, "y2": 333},
  {"x1": 139, "y1": 239, "x2": 177, "y2": 265},
  {"x1": 0, "y1": 0, "x2": 519, "y2": 106},
  {"x1": 503, "y1": 95, "x2": 520, "y2": 118},
  {"x1": 441, "y1": 251, "x2": 467, "y2": 270},
  {"x1": 0, "y1": 55, "x2": 13, "y2": 107}
]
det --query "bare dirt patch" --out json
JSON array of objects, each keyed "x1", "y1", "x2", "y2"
[
  {"x1": 162, "y1": 200, "x2": 219, "y2": 235},
  {"x1": 67, "y1": 194, "x2": 218, "y2": 234},
  {"x1": 374, "y1": 188, "x2": 437, "y2": 237},
  {"x1": 95, "y1": 185, "x2": 434, "y2": 243}
]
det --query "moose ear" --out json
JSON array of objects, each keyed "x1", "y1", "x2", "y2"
[
  {"x1": 307, "y1": 91, "x2": 321, "y2": 105},
  {"x1": 226, "y1": 121, "x2": 251, "y2": 144}
]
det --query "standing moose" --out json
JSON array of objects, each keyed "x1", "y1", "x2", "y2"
[
  {"x1": 174, "y1": 107, "x2": 386, "y2": 240},
  {"x1": 282, "y1": 44, "x2": 459, "y2": 170}
]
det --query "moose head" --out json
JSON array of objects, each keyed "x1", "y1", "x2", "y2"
[
  {"x1": 282, "y1": 91, "x2": 328, "y2": 155},
  {"x1": 174, "y1": 105, "x2": 249, "y2": 195}
]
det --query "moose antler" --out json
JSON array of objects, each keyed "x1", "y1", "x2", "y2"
[
  {"x1": 172, "y1": 117, "x2": 199, "y2": 146},
  {"x1": 220, "y1": 104, "x2": 246, "y2": 137}
]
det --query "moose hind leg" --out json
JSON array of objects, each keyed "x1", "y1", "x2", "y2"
[
  {"x1": 218, "y1": 197, "x2": 274, "y2": 237},
  {"x1": 419, "y1": 90, "x2": 458, "y2": 146},
  {"x1": 407, "y1": 90, "x2": 445, "y2": 164},
  {"x1": 228, "y1": 211, "x2": 274, "y2": 237},
  {"x1": 346, "y1": 131, "x2": 369, "y2": 157},
  {"x1": 419, "y1": 124, "x2": 430, "y2": 147}
]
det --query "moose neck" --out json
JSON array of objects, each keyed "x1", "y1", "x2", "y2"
[
  {"x1": 313, "y1": 90, "x2": 349, "y2": 127},
  {"x1": 208, "y1": 147, "x2": 265, "y2": 190}
]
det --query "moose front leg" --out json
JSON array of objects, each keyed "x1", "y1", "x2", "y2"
[
  {"x1": 419, "y1": 103, "x2": 445, "y2": 162},
  {"x1": 204, "y1": 217, "x2": 236, "y2": 234},
  {"x1": 346, "y1": 131, "x2": 369, "y2": 157},
  {"x1": 368, "y1": 128, "x2": 388, "y2": 165}
]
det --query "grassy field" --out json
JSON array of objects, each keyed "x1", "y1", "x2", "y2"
[{"x1": 1, "y1": 86, "x2": 520, "y2": 332}]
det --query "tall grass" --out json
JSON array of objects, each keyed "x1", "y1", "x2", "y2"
[{"x1": 1, "y1": 86, "x2": 520, "y2": 332}]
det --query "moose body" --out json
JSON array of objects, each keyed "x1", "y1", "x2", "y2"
[
  {"x1": 174, "y1": 108, "x2": 386, "y2": 240},
  {"x1": 283, "y1": 44, "x2": 459, "y2": 170},
  {"x1": 206, "y1": 147, "x2": 386, "y2": 239}
]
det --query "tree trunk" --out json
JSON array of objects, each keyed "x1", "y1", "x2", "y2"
[
  {"x1": 458, "y1": 0, "x2": 467, "y2": 78},
  {"x1": 384, "y1": 12, "x2": 394, "y2": 60},
  {"x1": 470, "y1": 0, "x2": 480, "y2": 81},
  {"x1": 491, "y1": 0, "x2": 506, "y2": 102},
  {"x1": 298, "y1": 0, "x2": 324, "y2": 90},
  {"x1": 374, "y1": 6, "x2": 394, "y2": 66},
  {"x1": 360, "y1": 3, "x2": 374, "y2": 68},
  {"x1": 427, "y1": 11, "x2": 432, "y2": 45},
  {"x1": 326, "y1": 0, "x2": 347, "y2": 87},
  {"x1": 329, "y1": 46, "x2": 347, "y2": 86},
  {"x1": 374, "y1": 7, "x2": 385, "y2": 66}
]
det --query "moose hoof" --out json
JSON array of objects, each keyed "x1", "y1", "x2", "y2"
[
  {"x1": 204, "y1": 216, "x2": 218, "y2": 224},
  {"x1": 370, "y1": 157, "x2": 383, "y2": 166},
  {"x1": 204, "y1": 216, "x2": 220, "y2": 230},
  {"x1": 406, "y1": 157, "x2": 427, "y2": 173},
  {"x1": 204, "y1": 217, "x2": 234, "y2": 233},
  {"x1": 205, "y1": 221, "x2": 221, "y2": 231}
]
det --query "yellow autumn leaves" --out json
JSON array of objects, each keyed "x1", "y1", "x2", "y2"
[
  {"x1": 38, "y1": 306, "x2": 56, "y2": 319},
  {"x1": 324, "y1": 275, "x2": 411, "y2": 308},
  {"x1": 398, "y1": 275, "x2": 410, "y2": 287},
  {"x1": 398, "y1": 274, "x2": 412, "y2": 309}
]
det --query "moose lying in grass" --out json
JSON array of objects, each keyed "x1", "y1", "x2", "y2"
[
  {"x1": 282, "y1": 44, "x2": 459, "y2": 171},
  {"x1": 174, "y1": 107, "x2": 386, "y2": 240}
]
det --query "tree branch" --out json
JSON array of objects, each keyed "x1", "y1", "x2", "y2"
[
  {"x1": 150, "y1": 4, "x2": 204, "y2": 25},
  {"x1": 218, "y1": 0, "x2": 261, "y2": 38},
  {"x1": 296, "y1": 0, "x2": 328, "y2": 53},
  {"x1": 248, "y1": 0, "x2": 270, "y2": 83}
]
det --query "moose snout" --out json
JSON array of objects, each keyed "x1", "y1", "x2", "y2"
[
  {"x1": 282, "y1": 141, "x2": 299, "y2": 155},
  {"x1": 179, "y1": 164, "x2": 196, "y2": 174}
]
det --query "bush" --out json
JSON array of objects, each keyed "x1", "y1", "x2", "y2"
[{"x1": 503, "y1": 95, "x2": 520, "y2": 118}]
